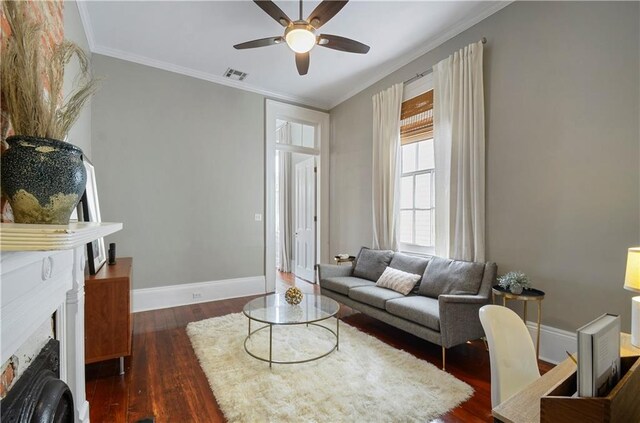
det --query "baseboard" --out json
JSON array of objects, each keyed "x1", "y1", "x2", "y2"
[
  {"x1": 132, "y1": 276, "x2": 266, "y2": 312},
  {"x1": 526, "y1": 321, "x2": 576, "y2": 365},
  {"x1": 78, "y1": 400, "x2": 90, "y2": 423}
]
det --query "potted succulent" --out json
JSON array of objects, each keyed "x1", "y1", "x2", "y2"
[
  {"x1": 497, "y1": 271, "x2": 531, "y2": 294},
  {"x1": 0, "y1": 1, "x2": 98, "y2": 224}
]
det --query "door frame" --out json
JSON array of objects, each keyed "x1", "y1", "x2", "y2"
[{"x1": 265, "y1": 100, "x2": 330, "y2": 293}]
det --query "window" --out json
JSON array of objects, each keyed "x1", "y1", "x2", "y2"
[
  {"x1": 399, "y1": 86, "x2": 435, "y2": 254},
  {"x1": 399, "y1": 139, "x2": 435, "y2": 253},
  {"x1": 275, "y1": 120, "x2": 315, "y2": 148}
]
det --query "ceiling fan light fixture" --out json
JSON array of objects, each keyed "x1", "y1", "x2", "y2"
[
  {"x1": 235, "y1": 1, "x2": 370, "y2": 76},
  {"x1": 285, "y1": 24, "x2": 316, "y2": 54}
]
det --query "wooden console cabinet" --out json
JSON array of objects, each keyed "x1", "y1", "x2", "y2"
[{"x1": 84, "y1": 257, "x2": 132, "y2": 373}]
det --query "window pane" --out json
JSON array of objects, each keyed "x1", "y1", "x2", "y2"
[
  {"x1": 400, "y1": 210, "x2": 413, "y2": 244},
  {"x1": 276, "y1": 124, "x2": 289, "y2": 144},
  {"x1": 302, "y1": 124, "x2": 315, "y2": 148},
  {"x1": 415, "y1": 173, "x2": 431, "y2": 209},
  {"x1": 290, "y1": 122, "x2": 303, "y2": 146},
  {"x1": 402, "y1": 143, "x2": 417, "y2": 173},
  {"x1": 276, "y1": 120, "x2": 287, "y2": 145},
  {"x1": 415, "y1": 210, "x2": 432, "y2": 246},
  {"x1": 400, "y1": 176, "x2": 413, "y2": 209},
  {"x1": 418, "y1": 139, "x2": 435, "y2": 170}
]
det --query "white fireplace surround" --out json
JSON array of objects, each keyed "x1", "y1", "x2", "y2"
[{"x1": 1, "y1": 222, "x2": 122, "y2": 423}]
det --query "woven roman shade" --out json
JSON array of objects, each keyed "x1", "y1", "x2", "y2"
[{"x1": 400, "y1": 90, "x2": 433, "y2": 145}]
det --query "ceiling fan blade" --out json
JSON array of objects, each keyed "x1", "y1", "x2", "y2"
[
  {"x1": 234, "y1": 36, "x2": 284, "y2": 50},
  {"x1": 295, "y1": 52, "x2": 309, "y2": 76},
  {"x1": 318, "y1": 34, "x2": 370, "y2": 54},
  {"x1": 307, "y1": 1, "x2": 348, "y2": 29},
  {"x1": 253, "y1": 0, "x2": 292, "y2": 27}
]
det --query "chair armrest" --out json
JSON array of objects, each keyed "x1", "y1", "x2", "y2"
[
  {"x1": 318, "y1": 264, "x2": 353, "y2": 280},
  {"x1": 438, "y1": 294, "x2": 490, "y2": 348}
]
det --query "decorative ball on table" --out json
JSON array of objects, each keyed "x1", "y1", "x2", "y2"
[
  {"x1": 285, "y1": 287, "x2": 304, "y2": 305},
  {"x1": 497, "y1": 271, "x2": 531, "y2": 295}
]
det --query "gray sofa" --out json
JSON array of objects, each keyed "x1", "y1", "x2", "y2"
[{"x1": 318, "y1": 248, "x2": 497, "y2": 369}]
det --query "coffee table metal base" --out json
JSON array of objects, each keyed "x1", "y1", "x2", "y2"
[{"x1": 244, "y1": 319, "x2": 340, "y2": 367}]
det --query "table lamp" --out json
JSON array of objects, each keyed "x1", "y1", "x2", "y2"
[{"x1": 624, "y1": 247, "x2": 640, "y2": 347}]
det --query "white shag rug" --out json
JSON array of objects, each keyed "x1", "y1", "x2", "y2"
[{"x1": 186, "y1": 313, "x2": 473, "y2": 423}]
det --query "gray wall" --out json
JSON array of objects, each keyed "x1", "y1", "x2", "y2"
[
  {"x1": 63, "y1": 1, "x2": 92, "y2": 157},
  {"x1": 91, "y1": 55, "x2": 264, "y2": 289},
  {"x1": 329, "y1": 1, "x2": 640, "y2": 331}
]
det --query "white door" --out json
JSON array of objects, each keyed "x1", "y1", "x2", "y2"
[{"x1": 294, "y1": 157, "x2": 316, "y2": 282}]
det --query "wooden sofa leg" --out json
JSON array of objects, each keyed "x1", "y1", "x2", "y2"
[{"x1": 442, "y1": 346, "x2": 446, "y2": 370}]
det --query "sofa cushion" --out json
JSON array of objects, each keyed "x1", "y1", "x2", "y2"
[
  {"x1": 418, "y1": 256, "x2": 485, "y2": 298},
  {"x1": 320, "y1": 276, "x2": 375, "y2": 296},
  {"x1": 349, "y1": 286, "x2": 405, "y2": 309},
  {"x1": 375, "y1": 267, "x2": 421, "y2": 295},
  {"x1": 389, "y1": 252, "x2": 430, "y2": 275},
  {"x1": 389, "y1": 253, "x2": 429, "y2": 293},
  {"x1": 385, "y1": 296, "x2": 441, "y2": 331},
  {"x1": 352, "y1": 247, "x2": 394, "y2": 281}
]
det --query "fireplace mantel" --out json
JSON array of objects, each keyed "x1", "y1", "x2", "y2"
[
  {"x1": 1, "y1": 222, "x2": 122, "y2": 423},
  {"x1": 0, "y1": 222, "x2": 122, "y2": 251}
]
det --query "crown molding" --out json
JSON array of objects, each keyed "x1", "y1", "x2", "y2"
[
  {"x1": 91, "y1": 45, "x2": 330, "y2": 110},
  {"x1": 76, "y1": 1, "x2": 96, "y2": 52},
  {"x1": 327, "y1": 1, "x2": 512, "y2": 109},
  {"x1": 78, "y1": 1, "x2": 511, "y2": 112}
]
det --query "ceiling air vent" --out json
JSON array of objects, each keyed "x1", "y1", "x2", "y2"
[{"x1": 223, "y1": 68, "x2": 248, "y2": 81}]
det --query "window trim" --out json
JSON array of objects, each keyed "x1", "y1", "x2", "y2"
[{"x1": 404, "y1": 73, "x2": 433, "y2": 101}]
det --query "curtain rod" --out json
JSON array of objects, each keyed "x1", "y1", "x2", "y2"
[{"x1": 403, "y1": 37, "x2": 487, "y2": 86}]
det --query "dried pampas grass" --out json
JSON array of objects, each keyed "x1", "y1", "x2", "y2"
[{"x1": 0, "y1": 1, "x2": 98, "y2": 141}]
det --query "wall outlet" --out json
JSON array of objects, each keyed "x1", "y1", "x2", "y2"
[
  {"x1": 192, "y1": 293, "x2": 202, "y2": 299},
  {"x1": 255, "y1": 213, "x2": 262, "y2": 221}
]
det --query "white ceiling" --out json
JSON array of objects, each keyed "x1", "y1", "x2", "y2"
[{"x1": 79, "y1": 1, "x2": 508, "y2": 109}]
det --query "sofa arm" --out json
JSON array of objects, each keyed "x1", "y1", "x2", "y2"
[
  {"x1": 439, "y1": 294, "x2": 488, "y2": 305},
  {"x1": 438, "y1": 294, "x2": 490, "y2": 348},
  {"x1": 318, "y1": 264, "x2": 353, "y2": 280}
]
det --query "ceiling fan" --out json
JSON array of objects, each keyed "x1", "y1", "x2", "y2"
[{"x1": 234, "y1": 0, "x2": 370, "y2": 76}]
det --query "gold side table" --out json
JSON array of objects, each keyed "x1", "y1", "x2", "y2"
[{"x1": 492, "y1": 285, "x2": 546, "y2": 360}]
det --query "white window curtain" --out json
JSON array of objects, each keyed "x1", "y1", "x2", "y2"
[
  {"x1": 372, "y1": 83, "x2": 404, "y2": 250},
  {"x1": 433, "y1": 41, "x2": 485, "y2": 262},
  {"x1": 277, "y1": 125, "x2": 293, "y2": 272}
]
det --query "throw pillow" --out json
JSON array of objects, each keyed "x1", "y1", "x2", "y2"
[
  {"x1": 352, "y1": 247, "x2": 394, "y2": 281},
  {"x1": 376, "y1": 266, "x2": 422, "y2": 295},
  {"x1": 418, "y1": 256, "x2": 486, "y2": 298}
]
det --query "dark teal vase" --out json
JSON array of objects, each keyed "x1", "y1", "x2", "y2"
[{"x1": 1, "y1": 135, "x2": 86, "y2": 224}]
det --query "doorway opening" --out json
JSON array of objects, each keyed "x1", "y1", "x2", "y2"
[
  {"x1": 265, "y1": 100, "x2": 329, "y2": 293},
  {"x1": 275, "y1": 147, "x2": 316, "y2": 284}
]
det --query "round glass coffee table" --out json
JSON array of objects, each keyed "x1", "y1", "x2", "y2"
[{"x1": 243, "y1": 293, "x2": 340, "y2": 367}]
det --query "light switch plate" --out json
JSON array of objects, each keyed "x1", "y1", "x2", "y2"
[{"x1": 255, "y1": 213, "x2": 262, "y2": 221}]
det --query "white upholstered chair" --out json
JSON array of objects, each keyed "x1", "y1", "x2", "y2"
[{"x1": 479, "y1": 304, "x2": 541, "y2": 408}]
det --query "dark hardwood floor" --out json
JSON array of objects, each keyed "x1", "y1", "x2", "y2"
[{"x1": 86, "y1": 273, "x2": 553, "y2": 422}]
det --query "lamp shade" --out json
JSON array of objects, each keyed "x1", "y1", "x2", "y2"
[{"x1": 624, "y1": 248, "x2": 640, "y2": 292}]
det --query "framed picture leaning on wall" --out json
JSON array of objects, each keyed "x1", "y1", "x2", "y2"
[{"x1": 78, "y1": 157, "x2": 106, "y2": 275}]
